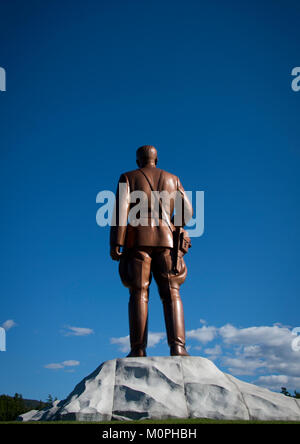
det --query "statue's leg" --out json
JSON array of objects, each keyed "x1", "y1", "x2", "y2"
[
  {"x1": 152, "y1": 248, "x2": 189, "y2": 356},
  {"x1": 124, "y1": 249, "x2": 152, "y2": 357}
]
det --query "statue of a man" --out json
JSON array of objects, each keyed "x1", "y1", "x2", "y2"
[{"x1": 110, "y1": 145, "x2": 193, "y2": 357}]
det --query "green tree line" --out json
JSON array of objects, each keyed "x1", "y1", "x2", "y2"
[
  {"x1": 281, "y1": 387, "x2": 300, "y2": 398},
  {"x1": 0, "y1": 393, "x2": 54, "y2": 421}
]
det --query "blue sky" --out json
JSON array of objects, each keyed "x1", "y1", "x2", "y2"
[{"x1": 0, "y1": 0, "x2": 300, "y2": 401}]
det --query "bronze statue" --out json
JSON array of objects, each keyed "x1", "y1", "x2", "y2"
[{"x1": 110, "y1": 145, "x2": 193, "y2": 357}]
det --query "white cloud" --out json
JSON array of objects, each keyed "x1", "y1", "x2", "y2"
[
  {"x1": 61, "y1": 360, "x2": 80, "y2": 367},
  {"x1": 148, "y1": 332, "x2": 165, "y2": 348},
  {"x1": 222, "y1": 356, "x2": 266, "y2": 376},
  {"x1": 63, "y1": 326, "x2": 94, "y2": 336},
  {"x1": 218, "y1": 323, "x2": 300, "y2": 380},
  {"x1": 2, "y1": 319, "x2": 17, "y2": 331},
  {"x1": 44, "y1": 363, "x2": 64, "y2": 369},
  {"x1": 204, "y1": 344, "x2": 222, "y2": 359},
  {"x1": 44, "y1": 360, "x2": 80, "y2": 370},
  {"x1": 254, "y1": 375, "x2": 300, "y2": 392},
  {"x1": 243, "y1": 345, "x2": 261, "y2": 356},
  {"x1": 110, "y1": 331, "x2": 165, "y2": 353},
  {"x1": 110, "y1": 335, "x2": 130, "y2": 353},
  {"x1": 186, "y1": 325, "x2": 217, "y2": 344},
  {"x1": 219, "y1": 324, "x2": 292, "y2": 348}
]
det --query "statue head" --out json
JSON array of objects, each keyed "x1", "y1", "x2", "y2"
[{"x1": 136, "y1": 145, "x2": 158, "y2": 168}]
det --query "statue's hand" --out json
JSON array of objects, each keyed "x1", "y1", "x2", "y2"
[{"x1": 110, "y1": 245, "x2": 122, "y2": 261}]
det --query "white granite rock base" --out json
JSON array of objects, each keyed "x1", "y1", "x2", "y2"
[{"x1": 18, "y1": 357, "x2": 300, "y2": 422}]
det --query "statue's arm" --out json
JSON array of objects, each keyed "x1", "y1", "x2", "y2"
[
  {"x1": 109, "y1": 174, "x2": 130, "y2": 261},
  {"x1": 174, "y1": 177, "x2": 193, "y2": 227}
]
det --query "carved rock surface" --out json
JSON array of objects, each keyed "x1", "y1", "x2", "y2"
[{"x1": 18, "y1": 357, "x2": 300, "y2": 421}]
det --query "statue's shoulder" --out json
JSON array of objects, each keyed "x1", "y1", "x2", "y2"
[
  {"x1": 120, "y1": 168, "x2": 140, "y2": 180},
  {"x1": 159, "y1": 168, "x2": 178, "y2": 180},
  {"x1": 119, "y1": 168, "x2": 179, "y2": 185}
]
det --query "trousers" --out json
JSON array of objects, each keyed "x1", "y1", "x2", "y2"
[{"x1": 119, "y1": 246, "x2": 189, "y2": 356}]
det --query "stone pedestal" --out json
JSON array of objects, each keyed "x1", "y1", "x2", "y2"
[{"x1": 18, "y1": 356, "x2": 300, "y2": 421}]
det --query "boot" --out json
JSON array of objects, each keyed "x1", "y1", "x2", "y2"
[
  {"x1": 162, "y1": 290, "x2": 190, "y2": 356},
  {"x1": 127, "y1": 290, "x2": 148, "y2": 357}
]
